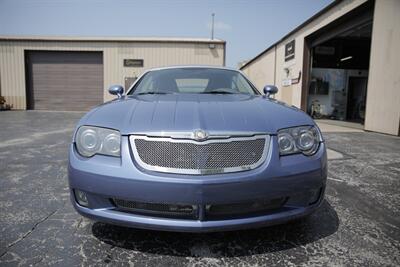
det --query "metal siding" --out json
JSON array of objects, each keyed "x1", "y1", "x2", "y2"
[
  {"x1": 0, "y1": 40, "x2": 224, "y2": 109},
  {"x1": 364, "y1": 0, "x2": 400, "y2": 135},
  {"x1": 241, "y1": 49, "x2": 276, "y2": 93}
]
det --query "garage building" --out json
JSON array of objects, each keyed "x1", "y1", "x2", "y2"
[
  {"x1": 0, "y1": 36, "x2": 225, "y2": 111},
  {"x1": 240, "y1": 0, "x2": 399, "y2": 136}
]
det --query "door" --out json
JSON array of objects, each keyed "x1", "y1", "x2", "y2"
[
  {"x1": 346, "y1": 77, "x2": 368, "y2": 122},
  {"x1": 26, "y1": 51, "x2": 103, "y2": 111}
]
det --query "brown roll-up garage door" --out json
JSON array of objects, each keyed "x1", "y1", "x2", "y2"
[{"x1": 26, "y1": 51, "x2": 103, "y2": 111}]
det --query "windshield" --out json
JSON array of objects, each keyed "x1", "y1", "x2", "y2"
[{"x1": 128, "y1": 68, "x2": 258, "y2": 95}]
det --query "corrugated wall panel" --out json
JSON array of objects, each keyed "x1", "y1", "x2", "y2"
[
  {"x1": 0, "y1": 40, "x2": 224, "y2": 109},
  {"x1": 241, "y1": 48, "x2": 276, "y2": 93}
]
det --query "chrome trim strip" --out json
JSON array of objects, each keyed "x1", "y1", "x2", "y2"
[
  {"x1": 129, "y1": 134, "x2": 270, "y2": 175},
  {"x1": 130, "y1": 131, "x2": 270, "y2": 139}
]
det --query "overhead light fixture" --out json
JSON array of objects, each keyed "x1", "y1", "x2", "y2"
[{"x1": 340, "y1": 56, "x2": 353, "y2": 62}]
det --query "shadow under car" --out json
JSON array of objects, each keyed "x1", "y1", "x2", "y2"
[{"x1": 92, "y1": 200, "x2": 338, "y2": 258}]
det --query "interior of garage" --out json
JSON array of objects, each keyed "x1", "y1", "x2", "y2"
[{"x1": 305, "y1": 1, "x2": 373, "y2": 125}]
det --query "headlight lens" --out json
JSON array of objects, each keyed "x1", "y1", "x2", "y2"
[
  {"x1": 278, "y1": 133, "x2": 295, "y2": 154},
  {"x1": 278, "y1": 126, "x2": 322, "y2": 156},
  {"x1": 75, "y1": 126, "x2": 121, "y2": 157}
]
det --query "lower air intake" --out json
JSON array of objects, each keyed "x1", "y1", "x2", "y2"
[
  {"x1": 205, "y1": 197, "x2": 287, "y2": 220},
  {"x1": 112, "y1": 198, "x2": 198, "y2": 219}
]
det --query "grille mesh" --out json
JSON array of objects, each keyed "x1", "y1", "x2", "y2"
[
  {"x1": 112, "y1": 197, "x2": 287, "y2": 221},
  {"x1": 133, "y1": 137, "x2": 266, "y2": 172},
  {"x1": 113, "y1": 198, "x2": 197, "y2": 219},
  {"x1": 206, "y1": 198, "x2": 287, "y2": 220}
]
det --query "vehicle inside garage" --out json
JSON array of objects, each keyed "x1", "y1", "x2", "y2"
[{"x1": 306, "y1": 2, "x2": 373, "y2": 125}]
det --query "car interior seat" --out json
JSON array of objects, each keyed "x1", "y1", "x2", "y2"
[
  {"x1": 155, "y1": 75, "x2": 179, "y2": 93},
  {"x1": 205, "y1": 75, "x2": 232, "y2": 92}
]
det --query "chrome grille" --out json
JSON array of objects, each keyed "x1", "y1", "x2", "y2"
[{"x1": 130, "y1": 135, "x2": 270, "y2": 174}]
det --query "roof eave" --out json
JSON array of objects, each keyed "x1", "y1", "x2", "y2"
[
  {"x1": 240, "y1": 0, "x2": 344, "y2": 70},
  {"x1": 0, "y1": 35, "x2": 226, "y2": 44}
]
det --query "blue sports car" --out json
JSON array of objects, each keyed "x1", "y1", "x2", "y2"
[{"x1": 68, "y1": 66, "x2": 327, "y2": 232}]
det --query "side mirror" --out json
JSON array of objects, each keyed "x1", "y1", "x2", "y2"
[
  {"x1": 263, "y1": 85, "x2": 278, "y2": 98},
  {"x1": 108, "y1": 85, "x2": 124, "y2": 99}
]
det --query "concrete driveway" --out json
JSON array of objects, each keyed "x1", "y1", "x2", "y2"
[{"x1": 0, "y1": 111, "x2": 399, "y2": 266}]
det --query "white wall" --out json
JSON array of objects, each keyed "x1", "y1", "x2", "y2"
[
  {"x1": 364, "y1": 0, "x2": 400, "y2": 135},
  {"x1": 241, "y1": 48, "x2": 275, "y2": 93}
]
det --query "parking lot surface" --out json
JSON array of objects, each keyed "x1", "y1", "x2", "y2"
[{"x1": 0, "y1": 111, "x2": 399, "y2": 266}]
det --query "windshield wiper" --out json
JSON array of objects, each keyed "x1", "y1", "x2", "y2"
[
  {"x1": 136, "y1": 91, "x2": 174, "y2": 95},
  {"x1": 203, "y1": 90, "x2": 236, "y2": 94}
]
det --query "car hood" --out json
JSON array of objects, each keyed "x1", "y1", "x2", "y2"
[{"x1": 78, "y1": 94, "x2": 315, "y2": 135}]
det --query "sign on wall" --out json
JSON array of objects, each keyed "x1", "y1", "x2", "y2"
[
  {"x1": 285, "y1": 40, "x2": 295, "y2": 62},
  {"x1": 124, "y1": 59, "x2": 144, "y2": 67},
  {"x1": 282, "y1": 71, "x2": 301, "y2": 87},
  {"x1": 282, "y1": 79, "x2": 292, "y2": 87},
  {"x1": 315, "y1": 46, "x2": 335, "y2": 55}
]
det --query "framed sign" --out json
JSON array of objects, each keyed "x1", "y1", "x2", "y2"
[
  {"x1": 282, "y1": 79, "x2": 292, "y2": 87},
  {"x1": 124, "y1": 59, "x2": 144, "y2": 67},
  {"x1": 285, "y1": 40, "x2": 295, "y2": 62}
]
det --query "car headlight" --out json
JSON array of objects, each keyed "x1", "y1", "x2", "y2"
[
  {"x1": 278, "y1": 126, "x2": 322, "y2": 156},
  {"x1": 75, "y1": 126, "x2": 121, "y2": 157}
]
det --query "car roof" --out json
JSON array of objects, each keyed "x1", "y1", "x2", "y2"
[{"x1": 146, "y1": 65, "x2": 240, "y2": 72}]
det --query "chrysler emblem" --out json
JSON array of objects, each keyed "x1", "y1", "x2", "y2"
[{"x1": 193, "y1": 129, "x2": 208, "y2": 141}]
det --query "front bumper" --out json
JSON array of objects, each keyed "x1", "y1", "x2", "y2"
[{"x1": 68, "y1": 136, "x2": 327, "y2": 232}]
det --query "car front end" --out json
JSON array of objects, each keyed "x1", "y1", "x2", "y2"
[{"x1": 68, "y1": 66, "x2": 327, "y2": 232}]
